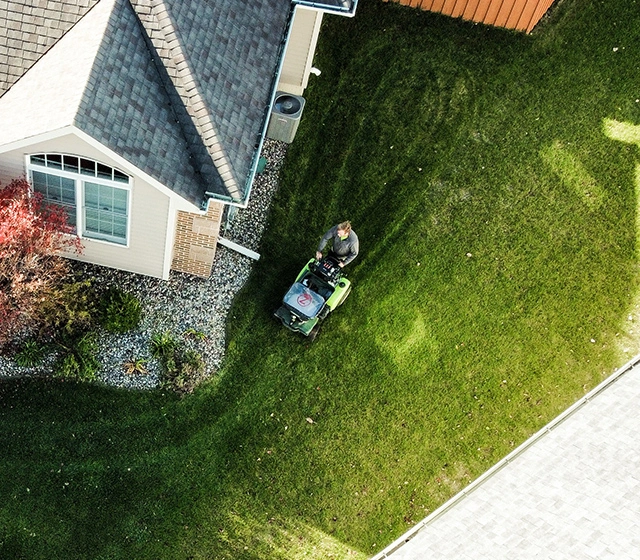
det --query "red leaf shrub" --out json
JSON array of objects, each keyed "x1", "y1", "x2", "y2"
[{"x1": 0, "y1": 177, "x2": 83, "y2": 346}]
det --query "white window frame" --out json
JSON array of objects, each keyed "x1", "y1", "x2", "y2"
[{"x1": 27, "y1": 154, "x2": 132, "y2": 247}]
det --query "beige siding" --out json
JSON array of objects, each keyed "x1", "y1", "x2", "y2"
[
  {"x1": 71, "y1": 172, "x2": 171, "y2": 279},
  {"x1": 0, "y1": 152, "x2": 24, "y2": 184},
  {"x1": 0, "y1": 132, "x2": 173, "y2": 279},
  {"x1": 278, "y1": 7, "x2": 323, "y2": 96}
]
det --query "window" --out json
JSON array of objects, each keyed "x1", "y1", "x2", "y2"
[
  {"x1": 29, "y1": 154, "x2": 131, "y2": 245},
  {"x1": 84, "y1": 182, "x2": 128, "y2": 241},
  {"x1": 32, "y1": 170, "x2": 77, "y2": 227}
]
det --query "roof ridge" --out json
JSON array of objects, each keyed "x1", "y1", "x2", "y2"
[{"x1": 130, "y1": 0, "x2": 241, "y2": 200}]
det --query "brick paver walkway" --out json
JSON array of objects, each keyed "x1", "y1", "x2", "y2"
[{"x1": 374, "y1": 360, "x2": 640, "y2": 559}]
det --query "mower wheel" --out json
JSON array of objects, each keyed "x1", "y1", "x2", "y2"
[
  {"x1": 308, "y1": 324, "x2": 320, "y2": 342},
  {"x1": 336, "y1": 284, "x2": 352, "y2": 307}
]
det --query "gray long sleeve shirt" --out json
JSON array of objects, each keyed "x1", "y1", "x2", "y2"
[{"x1": 317, "y1": 225, "x2": 359, "y2": 265}]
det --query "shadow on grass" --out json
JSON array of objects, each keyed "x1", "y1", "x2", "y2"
[{"x1": 0, "y1": 379, "x2": 197, "y2": 558}]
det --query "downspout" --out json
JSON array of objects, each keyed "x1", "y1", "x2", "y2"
[{"x1": 205, "y1": 2, "x2": 298, "y2": 218}]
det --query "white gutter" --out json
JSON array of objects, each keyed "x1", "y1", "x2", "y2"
[{"x1": 293, "y1": 0, "x2": 359, "y2": 17}]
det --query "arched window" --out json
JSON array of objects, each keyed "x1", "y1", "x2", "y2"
[{"x1": 28, "y1": 154, "x2": 131, "y2": 245}]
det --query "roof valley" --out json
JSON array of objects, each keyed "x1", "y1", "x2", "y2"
[{"x1": 130, "y1": 0, "x2": 241, "y2": 200}]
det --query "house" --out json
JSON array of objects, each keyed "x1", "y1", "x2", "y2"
[
  {"x1": 0, "y1": 0, "x2": 357, "y2": 279},
  {"x1": 383, "y1": 0, "x2": 556, "y2": 33}
]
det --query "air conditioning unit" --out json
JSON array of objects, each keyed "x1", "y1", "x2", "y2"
[{"x1": 266, "y1": 92, "x2": 306, "y2": 143}]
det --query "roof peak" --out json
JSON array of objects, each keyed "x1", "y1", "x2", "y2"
[
  {"x1": 0, "y1": 0, "x2": 116, "y2": 147},
  {"x1": 1, "y1": 0, "x2": 292, "y2": 206},
  {"x1": 131, "y1": 0, "x2": 241, "y2": 200}
]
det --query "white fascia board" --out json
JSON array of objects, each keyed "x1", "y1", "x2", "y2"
[
  {"x1": 0, "y1": 126, "x2": 77, "y2": 155},
  {"x1": 292, "y1": 0, "x2": 358, "y2": 17},
  {"x1": 72, "y1": 127, "x2": 200, "y2": 213},
  {"x1": 0, "y1": 125, "x2": 200, "y2": 213}
]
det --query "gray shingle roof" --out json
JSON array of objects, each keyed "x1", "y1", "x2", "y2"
[
  {"x1": 131, "y1": 0, "x2": 292, "y2": 201},
  {"x1": 0, "y1": 0, "x2": 292, "y2": 206},
  {"x1": 74, "y1": 0, "x2": 210, "y2": 206}
]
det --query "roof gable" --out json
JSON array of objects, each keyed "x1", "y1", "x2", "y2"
[
  {"x1": 131, "y1": 0, "x2": 292, "y2": 202},
  {"x1": 0, "y1": 0, "x2": 114, "y2": 148},
  {"x1": 75, "y1": 0, "x2": 211, "y2": 206}
]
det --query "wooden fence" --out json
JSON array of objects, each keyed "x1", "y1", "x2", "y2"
[{"x1": 383, "y1": 0, "x2": 557, "y2": 33}]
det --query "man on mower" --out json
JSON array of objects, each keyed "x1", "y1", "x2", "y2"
[{"x1": 316, "y1": 221, "x2": 359, "y2": 268}]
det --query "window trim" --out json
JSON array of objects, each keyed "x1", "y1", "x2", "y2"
[{"x1": 27, "y1": 153, "x2": 132, "y2": 247}]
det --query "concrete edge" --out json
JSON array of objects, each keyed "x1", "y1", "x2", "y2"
[{"x1": 370, "y1": 352, "x2": 640, "y2": 559}]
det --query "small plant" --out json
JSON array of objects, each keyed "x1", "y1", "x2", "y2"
[
  {"x1": 183, "y1": 349, "x2": 205, "y2": 371},
  {"x1": 99, "y1": 287, "x2": 142, "y2": 333},
  {"x1": 14, "y1": 338, "x2": 49, "y2": 367},
  {"x1": 183, "y1": 327, "x2": 208, "y2": 341},
  {"x1": 160, "y1": 348, "x2": 205, "y2": 393},
  {"x1": 122, "y1": 357, "x2": 149, "y2": 375},
  {"x1": 150, "y1": 331, "x2": 178, "y2": 360},
  {"x1": 37, "y1": 280, "x2": 97, "y2": 337},
  {"x1": 53, "y1": 332, "x2": 100, "y2": 381},
  {"x1": 150, "y1": 332, "x2": 206, "y2": 394}
]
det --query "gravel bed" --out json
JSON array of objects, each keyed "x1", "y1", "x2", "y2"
[{"x1": 0, "y1": 139, "x2": 287, "y2": 390}]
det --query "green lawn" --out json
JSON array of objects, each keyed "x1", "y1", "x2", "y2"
[{"x1": 3, "y1": 0, "x2": 640, "y2": 558}]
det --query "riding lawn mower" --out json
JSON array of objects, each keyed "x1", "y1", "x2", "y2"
[{"x1": 274, "y1": 256, "x2": 351, "y2": 341}]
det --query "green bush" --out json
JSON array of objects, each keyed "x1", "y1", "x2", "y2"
[
  {"x1": 183, "y1": 349, "x2": 204, "y2": 371},
  {"x1": 37, "y1": 280, "x2": 96, "y2": 337},
  {"x1": 99, "y1": 287, "x2": 142, "y2": 333},
  {"x1": 160, "y1": 348, "x2": 205, "y2": 393},
  {"x1": 14, "y1": 339, "x2": 49, "y2": 367},
  {"x1": 150, "y1": 331, "x2": 178, "y2": 360},
  {"x1": 53, "y1": 332, "x2": 100, "y2": 381}
]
